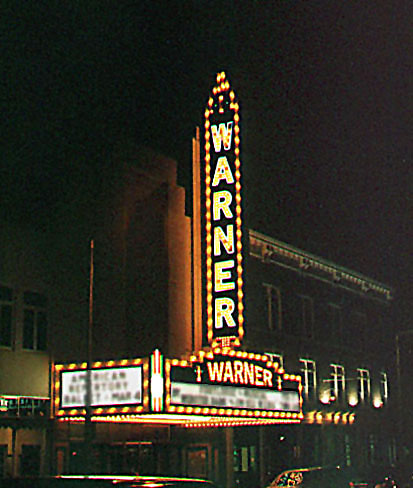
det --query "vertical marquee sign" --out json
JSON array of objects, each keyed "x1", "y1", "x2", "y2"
[{"x1": 203, "y1": 72, "x2": 244, "y2": 349}]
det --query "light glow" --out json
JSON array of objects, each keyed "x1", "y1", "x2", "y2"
[{"x1": 151, "y1": 349, "x2": 164, "y2": 412}]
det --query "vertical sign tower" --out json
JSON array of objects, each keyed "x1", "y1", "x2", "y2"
[{"x1": 203, "y1": 72, "x2": 244, "y2": 349}]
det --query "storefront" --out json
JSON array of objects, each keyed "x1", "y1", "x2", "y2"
[{"x1": 0, "y1": 396, "x2": 50, "y2": 477}]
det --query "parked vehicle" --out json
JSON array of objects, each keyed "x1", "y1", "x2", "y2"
[
  {"x1": 0, "y1": 474, "x2": 221, "y2": 488},
  {"x1": 266, "y1": 465, "x2": 412, "y2": 488},
  {"x1": 362, "y1": 465, "x2": 412, "y2": 488},
  {"x1": 266, "y1": 466, "x2": 367, "y2": 488}
]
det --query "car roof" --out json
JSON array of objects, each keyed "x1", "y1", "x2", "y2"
[{"x1": 0, "y1": 475, "x2": 219, "y2": 487}]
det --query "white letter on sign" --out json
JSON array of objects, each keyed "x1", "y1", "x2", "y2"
[
  {"x1": 214, "y1": 225, "x2": 234, "y2": 256},
  {"x1": 215, "y1": 260, "x2": 235, "y2": 292},
  {"x1": 211, "y1": 122, "x2": 233, "y2": 152},
  {"x1": 215, "y1": 298, "x2": 236, "y2": 328},
  {"x1": 212, "y1": 156, "x2": 235, "y2": 187},
  {"x1": 213, "y1": 191, "x2": 233, "y2": 220}
]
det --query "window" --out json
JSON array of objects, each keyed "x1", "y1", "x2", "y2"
[
  {"x1": 330, "y1": 364, "x2": 345, "y2": 402},
  {"x1": 233, "y1": 446, "x2": 256, "y2": 473},
  {"x1": 380, "y1": 371, "x2": 388, "y2": 405},
  {"x1": 20, "y1": 444, "x2": 41, "y2": 476},
  {"x1": 264, "y1": 284, "x2": 282, "y2": 331},
  {"x1": 357, "y1": 368, "x2": 370, "y2": 402},
  {"x1": 0, "y1": 286, "x2": 13, "y2": 347},
  {"x1": 301, "y1": 296, "x2": 314, "y2": 338},
  {"x1": 23, "y1": 292, "x2": 48, "y2": 351},
  {"x1": 265, "y1": 352, "x2": 284, "y2": 370},
  {"x1": 300, "y1": 359, "x2": 317, "y2": 399},
  {"x1": 0, "y1": 445, "x2": 6, "y2": 477},
  {"x1": 349, "y1": 311, "x2": 367, "y2": 350},
  {"x1": 327, "y1": 303, "x2": 342, "y2": 339}
]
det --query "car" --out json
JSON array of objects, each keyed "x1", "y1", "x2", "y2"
[
  {"x1": 265, "y1": 466, "x2": 367, "y2": 488},
  {"x1": 361, "y1": 465, "x2": 412, "y2": 488},
  {"x1": 0, "y1": 474, "x2": 221, "y2": 488}
]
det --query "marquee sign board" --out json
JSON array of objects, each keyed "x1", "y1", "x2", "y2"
[
  {"x1": 61, "y1": 366, "x2": 142, "y2": 408},
  {"x1": 203, "y1": 72, "x2": 244, "y2": 348},
  {"x1": 54, "y1": 358, "x2": 149, "y2": 417},
  {"x1": 164, "y1": 349, "x2": 303, "y2": 422}
]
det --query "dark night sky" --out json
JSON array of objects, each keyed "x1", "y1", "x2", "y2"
[{"x1": 2, "y1": 2, "x2": 412, "y2": 320}]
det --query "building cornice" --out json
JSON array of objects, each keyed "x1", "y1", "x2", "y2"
[{"x1": 249, "y1": 229, "x2": 392, "y2": 302}]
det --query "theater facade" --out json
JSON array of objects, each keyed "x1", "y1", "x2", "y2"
[{"x1": 50, "y1": 72, "x2": 309, "y2": 488}]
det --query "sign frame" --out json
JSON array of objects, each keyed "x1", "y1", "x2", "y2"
[{"x1": 202, "y1": 72, "x2": 245, "y2": 349}]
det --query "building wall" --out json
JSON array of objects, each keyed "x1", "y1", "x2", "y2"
[
  {"x1": 0, "y1": 220, "x2": 52, "y2": 477},
  {"x1": 45, "y1": 144, "x2": 193, "y2": 363},
  {"x1": 243, "y1": 230, "x2": 395, "y2": 476}
]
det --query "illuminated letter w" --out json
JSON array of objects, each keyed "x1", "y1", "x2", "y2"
[
  {"x1": 207, "y1": 362, "x2": 225, "y2": 382},
  {"x1": 211, "y1": 122, "x2": 233, "y2": 152}
]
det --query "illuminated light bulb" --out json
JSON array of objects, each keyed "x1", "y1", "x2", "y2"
[
  {"x1": 348, "y1": 396, "x2": 358, "y2": 407},
  {"x1": 373, "y1": 398, "x2": 383, "y2": 408},
  {"x1": 320, "y1": 392, "x2": 331, "y2": 404}
]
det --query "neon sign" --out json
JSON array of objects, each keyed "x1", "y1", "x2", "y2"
[{"x1": 203, "y1": 72, "x2": 244, "y2": 348}]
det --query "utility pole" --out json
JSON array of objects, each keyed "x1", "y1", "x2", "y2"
[
  {"x1": 395, "y1": 330, "x2": 413, "y2": 463},
  {"x1": 84, "y1": 239, "x2": 95, "y2": 472}
]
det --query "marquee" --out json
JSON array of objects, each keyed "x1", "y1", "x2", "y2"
[{"x1": 54, "y1": 349, "x2": 303, "y2": 427}]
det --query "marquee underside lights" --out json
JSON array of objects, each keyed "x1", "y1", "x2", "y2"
[{"x1": 203, "y1": 72, "x2": 244, "y2": 348}]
